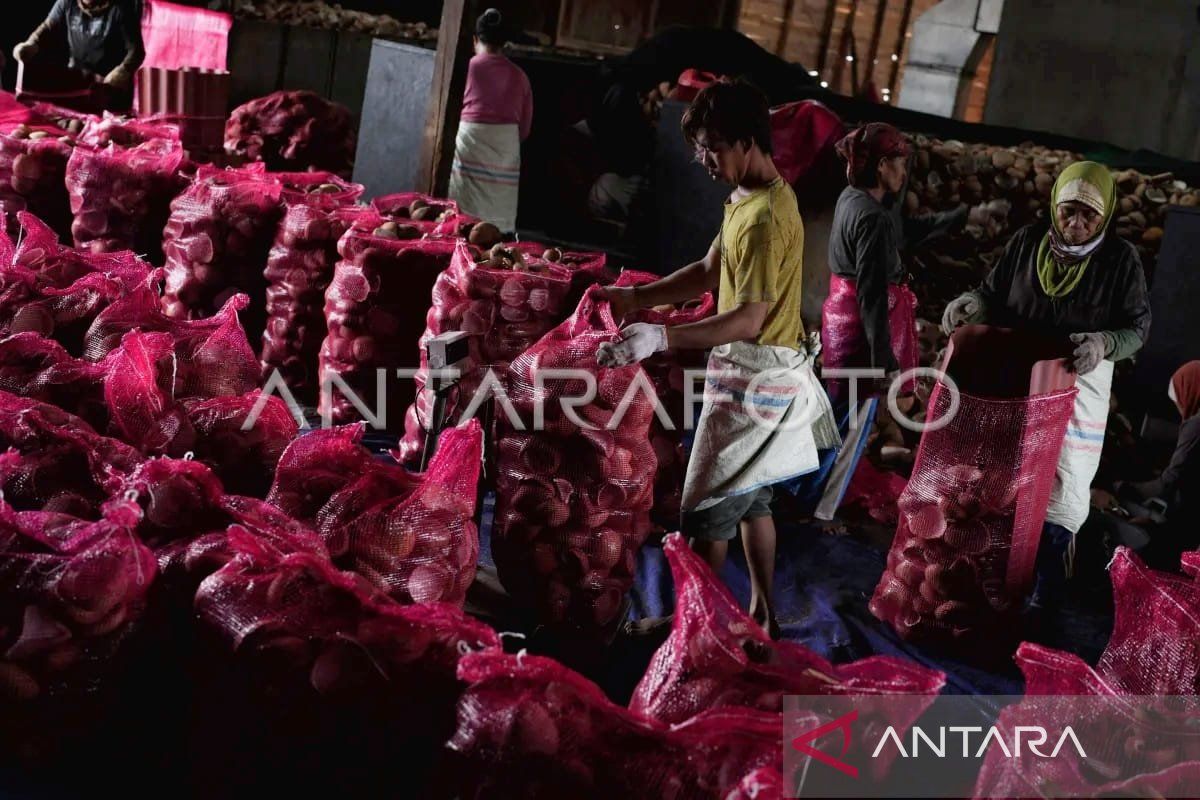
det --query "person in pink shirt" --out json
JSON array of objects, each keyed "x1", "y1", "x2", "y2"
[{"x1": 448, "y1": 8, "x2": 533, "y2": 233}]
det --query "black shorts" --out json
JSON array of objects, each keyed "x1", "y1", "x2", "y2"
[{"x1": 681, "y1": 486, "x2": 774, "y2": 542}]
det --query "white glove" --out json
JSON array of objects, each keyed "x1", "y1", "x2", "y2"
[
  {"x1": 1069, "y1": 332, "x2": 1108, "y2": 375},
  {"x1": 941, "y1": 293, "x2": 981, "y2": 336},
  {"x1": 596, "y1": 323, "x2": 667, "y2": 367}
]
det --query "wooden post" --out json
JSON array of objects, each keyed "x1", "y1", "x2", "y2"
[
  {"x1": 865, "y1": 0, "x2": 889, "y2": 85},
  {"x1": 887, "y1": 0, "x2": 915, "y2": 97},
  {"x1": 815, "y1": 0, "x2": 839, "y2": 77},
  {"x1": 831, "y1": 0, "x2": 860, "y2": 93},
  {"x1": 775, "y1": 0, "x2": 797, "y2": 57},
  {"x1": 417, "y1": 0, "x2": 477, "y2": 197}
]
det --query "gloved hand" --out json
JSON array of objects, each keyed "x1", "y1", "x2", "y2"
[
  {"x1": 13, "y1": 41, "x2": 38, "y2": 63},
  {"x1": 941, "y1": 292, "x2": 981, "y2": 335},
  {"x1": 596, "y1": 323, "x2": 667, "y2": 367},
  {"x1": 1069, "y1": 332, "x2": 1109, "y2": 375}
]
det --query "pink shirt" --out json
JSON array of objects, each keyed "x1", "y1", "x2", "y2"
[{"x1": 461, "y1": 52, "x2": 534, "y2": 140}]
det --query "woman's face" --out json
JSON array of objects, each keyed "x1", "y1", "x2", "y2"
[
  {"x1": 877, "y1": 155, "x2": 908, "y2": 194},
  {"x1": 1055, "y1": 201, "x2": 1103, "y2": 244}
]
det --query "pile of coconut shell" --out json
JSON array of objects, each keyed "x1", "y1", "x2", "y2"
[
  {"x1": 232, "y1": 0, "x2": 438, "y2": 41},
  {"x1": 903, "y1": 134, "x2": 1190, "y2": 331}
]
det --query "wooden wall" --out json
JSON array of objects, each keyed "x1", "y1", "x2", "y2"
[{"x1": 737, "y1": 0, "x2": 944, "y2": 105}]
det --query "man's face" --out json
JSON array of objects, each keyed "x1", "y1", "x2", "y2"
[
  {"x1": 694, "y1": 130, "x2": 748, "y2": 186},
  {"x1": 878, "y1": 154, "x2": 908, "y2": 195}
]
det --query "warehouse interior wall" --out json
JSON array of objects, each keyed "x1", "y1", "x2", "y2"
[{"x1": 985, "y1": 0, "x2": 1200, "y2": 160}]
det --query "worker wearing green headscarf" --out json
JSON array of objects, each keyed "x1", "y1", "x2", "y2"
[{"x1": 941, "y1": 160, "x2": 1151, "y2": 617}]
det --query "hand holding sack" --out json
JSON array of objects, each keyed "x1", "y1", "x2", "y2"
[
  {"x1": 1069, "y1": 331, "x2": 1108, "y2": 374},
  {"x1": 492, "y1": 288, "x2": 657, "y2": 632},
  {"x1": 941, "y1": 292, "x2": 982, "y2": 336}
]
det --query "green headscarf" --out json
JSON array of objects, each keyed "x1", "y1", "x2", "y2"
[{"x1": 1036, "y1": 160, "x2": 1117, "y2": 297}]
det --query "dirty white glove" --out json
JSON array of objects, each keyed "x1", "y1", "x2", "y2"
[
  {"x1": 1069, "y1": 332, "x2": 1109, "y2": 375},
  {"x1": 596, "y1": 323, "x2": 667, "y2": 367},
  {"x1": 13, "y1": 41, "x2": 38, "y2": 63},
  {"x1": 941, "y1": 292, "x2": 982, "y2": 336}
]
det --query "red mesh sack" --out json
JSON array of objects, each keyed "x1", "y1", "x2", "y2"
[
  {"x1": 262, "y1": 176, "x2": 367, "y2": 399},
  {"x1": 492, "y1": 289, "x2": 656, "y2": 631},
  {"x1": 224, "y1": 91, "x2": 357, "y2": 176},
  {"x1": 396, "y1": 240, "x2": 573, "y2": 465},
  {"x1": 0, "y1": 390, "x2": 142, "y2": 515},
  {"x1": 1183, "y1": 551, "x2": 1200, "y2": 581},
  {"x1": 194, "y1": 528, "x2": 499, "y2": 735},
  {"x1": 1094, "y1": 546, "x2": 1200, "y2": 695},
  {"x1": 768, "y1": 100, "x2": 846, "y2": 188},
  {"x1": 429, "y1": 211, "x2": 481, "y2": 240},
  {"x1": 0, "y1": 496, "x2": 156, "y2": 707},
  {"x1": 65, "y1": 128, "x2": 187, "y2": 263},
  {"x1": 103, "y1": 329, "x2": 196, "y2": 457},
  {"x1": 77, "y1": 114, "x2": 181, "y2": 149},
  {"x1": 449, "y1": 649, "x2": 786, "y2": 799},
  {"x1": 371, "y1": 192, "x2": 459, "y2": 233},
  {"x1": 161, "y1": 164, "x2": 284, "y2": 346},
  {"x1": 869, "y1": 327, "x2": 1076, "y2": 648},
  {"x1": 181, "y1": 390, "x2": 299, "y2": 498},
  {"x1": 10, "y1": 211, "x2": 156, "y2": 295},
  {"x1": 842, "y1": 458, "x2": 909, "y2": 526},
  {"x1": 0, "y1": 333, "x2": 108, "y2": 428},
  {"x1": 971, "y1": 641, "x2": 1200, "y2": 800},
  {"x1": 266, "y1": 423, "x2": 374, "y2": 522},
  {"x1": 319, "y1": 233, "x2": 458, "y2": 427},
  {"x1": 0, "y1": 120, "x2": 76, "y2": 241},
  {"x1": 633, "y1": 534, "x2": 945, "y2": 727},
  {"x1": 84, "y1": 287, "x2": 260, "y2": 399},
  {"x1": 822, "y1": 274, "x2": 920, "y2": 393},
  {"x1": 319, "y1": 419, "x2": 482, "y2": 606},
  {"x1": 615, "y1": 270, "x2": 713, "y2": 527}
]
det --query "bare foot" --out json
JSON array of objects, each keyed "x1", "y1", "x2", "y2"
[
  {"x1": 814, "y1": 518, "x2": 849, "y2": 536},
  {"x1": 749, "y1": 604, "x2": 781, "y2": 641}
]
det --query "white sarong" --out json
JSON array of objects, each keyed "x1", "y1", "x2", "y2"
[
  {"x1": 682, "y1": 341, "x2": 840, "y2": 513},
  {"x1": 1044, "y1": 359, "x2": 1114, "y2": 534},
  {"x1": 448, "y1": 120, "x2": 521, "y2": 233}
]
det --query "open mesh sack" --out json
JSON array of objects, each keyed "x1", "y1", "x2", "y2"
[
  {"x1": 821, "y1": 274, "x2": 920, "y2": 397},
  {"x1": 161, "y1": 164, "x2": 284, "y2": 347},
  {"x1": 181, "y1": 391, "x2": 299, "y2": 499},
  {"x1": 613, "y1": 270, "x2": 714, "y2": 528},
  {"x1": 449, "y1": 648, "x2": 787, "y2": 800},
  {"x1": 492, "y1": 289, "x2": 656, "y2": 631},
  {"x1": 972, "y1": 639, "x2": 1200, "y2": 800},
  {"x1": 1183, "y1": 551, "x2": 1200, "y2": 581},
  {"x1": 0, "y1": 118, "x2": 76, "y2": 241},
  {"x1": 224, "y1": 90, "x2": 357, "y2": 176},
  {"x1": 84, "y1": 287, "x2": 260, "y2": 399},
  {"x1": 268, "y1": 421, "x2": 482, "y2": 606},
  {"x1": 870, "y1": 328, "x2": 1076, "y2": 649},
  {"x1": 371, "y1": 192, "x2": 459, "y2": 234},
  {"x1": 262, "y1": 174, "x2": 365, "y2": 399},
  {"x1": 0, "y1": 333, "x2": 109, "y2": 428},
  {"x1": 396, "y1": 240, "x2": 573, "y2": 465},
  {"x1": 0, "y1": 390, "x2": 142, "y2": 516},
  {"x1": 65, "y1": 125, "x2": 186, "y2": 263},
  {"x1": 319, "y1": 231, "x2": 458, "y2": 427}
]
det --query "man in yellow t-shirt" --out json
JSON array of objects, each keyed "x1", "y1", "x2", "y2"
[{"x1": 598, "y1": 80, "x2": 834, "y2": 640}]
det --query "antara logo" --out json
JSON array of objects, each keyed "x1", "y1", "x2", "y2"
[{"x1": 870, "y1": 725, "x2": 1088, "y2": 760}]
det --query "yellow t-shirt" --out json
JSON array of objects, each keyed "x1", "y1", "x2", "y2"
[{"x1": 712, "y1": 177, "x2": 805, "y2": 349}]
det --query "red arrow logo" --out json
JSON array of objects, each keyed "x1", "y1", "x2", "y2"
[{"x1": 791, "y1": 710, "x2": 860, "y2": 778}]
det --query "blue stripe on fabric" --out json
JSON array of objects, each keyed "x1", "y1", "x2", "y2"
[
  {"x1": 1066, "y1": 428, "x2": 1105, "y2": 442},
  {"x1": 705, "y1": 378, "x2": 795, "y2": 408}
]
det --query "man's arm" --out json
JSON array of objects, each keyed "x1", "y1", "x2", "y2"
[
  {"x1": 19, "y1": 0, "x2": 70, "y2": 57},
  {"x1": 665, "y1": 302, "x2": 768, "y2": 350},
  {"x1": 603, "y1": 245, "x2": 719, "y2": 320},
  {"x1": 106, "y1": 0, "x2": 146, "y2": 86}
]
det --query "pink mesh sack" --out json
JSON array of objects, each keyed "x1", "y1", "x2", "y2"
[
  {"x1": 633, "y1": 534, "x2": 945, "y2": 726},
  {"x1": 0, "y1": 333, "x2": 108, "y2": 428},
  {"x1": 1183, "y1": 551, "x2": 1200, "y2": 581},
  {"x1": 371, "y1": 192, "x2": 459, "y2": 233},
  {"x1": 0, "y1": 496, "x2": 156, "y2": 706},
  {"x1": 869, "y1": 327, "x2": 1076, "y2": 649},
  {"x1": 65, "y1": 130, "x2": 187, "y2": 263},
  {"x1": 194, "y1": 529, "x2": 499, "y2": 730},
  {"x1": 492, "y1": 289, "x2": 656, "y2": 631},
  {"x1": 84, "y1": 287, "x2": 260, "y2": 399},
  {"x1": 615, "y1": 270, "x2": 713, "y2": 527},
  {"x1": 822, "y1": 274, "x2": 920, "y2": 394},
  {"x1": 1095, "y1": 546, "x2": 1200, "y2": 695},
  {"x1": 319, "y1": 232, "x2": 458, "y2": 427},
  {"x1": 0, "y1": 120, "x2": 75, "y2": 241},
  {"x1": 181, "y1": 390, "x2": 299, "y2": 499},
  {"x1": 449, "y1": 649, "x2": 785, "y2": 799},
  {"x1": 971, "y1": 640, "x2": 1200, "y2": 800},
  {"x1": 395, "y1": 240, "x2": 573, "y2": 465},
  {"x1": 161, "y1": 164, "x2": 284, "y2": 346},
  {"x1": 318, "y1": 419, "x2": 482, "y2": 606},
  {"x1": 0, "y1": 390, "x2": 142, "y2": 515},
  {"x1": 224, "y1": 90, "x2": 357, "y2": 176},
  {"x1": 842, "y1": 458, "x2": 909, "y2": 526},
  {"x1": 266, "y1": 423, "x2": 374, "y2": 522},
  {"x1": 9, "y1": 211, "x2": 156, "y2": 295},
  {"x1": 262, "y1": 175, "x2": 366, "y2": 399},
  {"x1": 103, "y1": 329, "x2": 197, "y2": 458}
]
